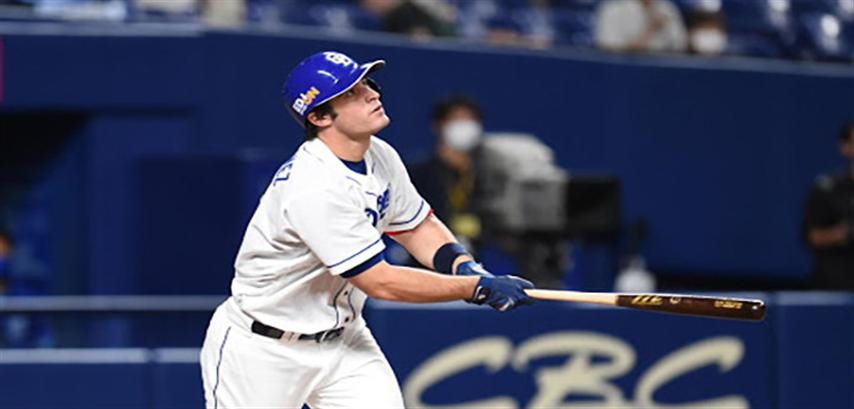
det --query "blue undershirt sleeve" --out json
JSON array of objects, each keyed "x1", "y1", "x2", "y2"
[{"x1": 340, "y1": 251, "x2": 385, "y2": 278}]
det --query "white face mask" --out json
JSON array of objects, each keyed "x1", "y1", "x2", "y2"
[
  {"x1": 442, "y1": 119, "x2": 483, "y2": 152},
  {"x1": 690, "y1": 28, "x2": 727, "y2": 55}
]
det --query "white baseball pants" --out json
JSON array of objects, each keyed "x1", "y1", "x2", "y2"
[{"x1": 200, "y1": 297, "x2": 404, "y2": 408}]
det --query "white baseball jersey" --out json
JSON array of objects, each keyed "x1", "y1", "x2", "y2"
[{"x1": 230, "y1": 136, "x2": 430, "y2": 334}]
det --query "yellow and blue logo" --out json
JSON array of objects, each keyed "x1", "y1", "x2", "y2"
[{"x1": 292, "y1": 86, "x2": 320, "y2": 115}]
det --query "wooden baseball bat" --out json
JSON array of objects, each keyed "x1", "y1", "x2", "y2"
[{"x1": 524, "y1": 289, "x2": 766, "y2": 321}]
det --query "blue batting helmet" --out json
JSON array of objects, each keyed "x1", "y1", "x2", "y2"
[{"x1": 282, "y1": 51, "x2": 385, "y2": 127}]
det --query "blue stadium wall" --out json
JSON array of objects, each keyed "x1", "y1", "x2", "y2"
[
  {"x1": 1, "y1": 27, "x2": 853, "y2": 296},
  {"x1": 1, "y1": 293, "x2": 852, "y2": 408}
]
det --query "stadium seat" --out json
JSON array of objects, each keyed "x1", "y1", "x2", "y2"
[
  {"x1": 510, "y1": 5, "x2": 557, "y2": 46},
  {"x1": 726, "y1": 31, "x2": 787, "y2": 57},
  {"x1": 722, "y1": 0, "x2": 798, "y2": 58},
  {"x1": 276, "y1": 0, "x2": 380, "y2": 34},
  {"x1": 551, "y1": 0, "x2": 598, "y2": 12},
  {"x1": 793, "y1": 12, "x2": 853, "y2": 61},
  {"x1": 551, "y1": 9, "x2": 595, "y2": 48}
]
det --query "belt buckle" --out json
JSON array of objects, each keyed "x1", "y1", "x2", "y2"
[{"x1": 316, "y1": 328, "x2": 342, "y2": 343}]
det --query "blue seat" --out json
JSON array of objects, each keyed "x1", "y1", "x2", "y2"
[
  {"x1": 721, "y1": 0, "x2": 798, "y2": 57},
  {"x1": 726, "y1": 31, "x2": 787, "y2": 58},
  {"x1": 793, "y1": 12, "x2": 853, "y2": 61},
  {"x1": 845, "y1": 20, "x2": 854, "y2": 45},
  {"x1": 552, "y1": 0, "x2": 599, "y2": 12},
  {"x1": 789, "y1": 0, "x2": 841, "y2": 16},
  {"x1": 722, "y1": 0, "x2": 792, "y2": 33},
  {"x1": 509, "y1": 5, "x2": 558, "y2": 45},
  {"x1": 551, "y1": 9, "x2": 595, "y2": 48},
  {"x1": 276, "y1": 0, "x2": 380, "y2": 33}
]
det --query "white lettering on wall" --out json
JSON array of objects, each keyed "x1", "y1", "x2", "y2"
[{"x1": 403, "y1": 332, "x2": 749, "y2": 409}]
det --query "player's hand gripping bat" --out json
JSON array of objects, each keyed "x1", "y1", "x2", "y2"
[{"x1": 524, "y1": 289, "x2": 766, "y2": 321}]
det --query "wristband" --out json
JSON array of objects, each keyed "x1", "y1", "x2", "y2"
[{"x1": 432, "y1": 242, "x2": 470, "y2": 275}]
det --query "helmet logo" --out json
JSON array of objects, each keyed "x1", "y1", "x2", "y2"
[
  {"x1": 323, "y1": 52, "x2": 356, "y2": 68},
  {"x1": 292, "y1": 86, "x2": 320, "y2": 115}
]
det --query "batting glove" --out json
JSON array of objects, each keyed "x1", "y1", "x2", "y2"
[
  {"x1": 455, "y1": 261, "x2": 494, "y2": 277},
  {"x1": 470, "y1": 275, "x2": 535, "y2": 312}
]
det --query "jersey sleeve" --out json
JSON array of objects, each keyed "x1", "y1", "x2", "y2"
[
  {"x1": 382, "y1": 144, "x2": 432, "y2": 234},
  {"x1": 287, "y1": 187, "x2": 385, "y2": 275}
]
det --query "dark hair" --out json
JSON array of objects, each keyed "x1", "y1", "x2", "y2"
[
  {"x1": 431, "y1": 95, "x2": 482, "y2": 123},
  {"x1": 304, "y1": 102, "x2": 338, "y2": 140},
  {"x1": 839, "y1": 122, "x2": 854, "y2": 143}
]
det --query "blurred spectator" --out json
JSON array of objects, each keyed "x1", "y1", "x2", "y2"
[
  {"x1": 201, "y1": 0, "x2": 245, "y2": 27},
  {"x1": 409, "y1": 95, "x2": 484, "y2": 251},
  {"x1": 360, "y1": 0, "x2": 455, "y2": 39},
  {"x1": 686, "y1": 9, "x2": 728, "y2": 56},
  {"x1": 134, "y1": 0, "x2": 198, "y2": 22},
  {"x1": 408, "y1": 96, "x2": 570, "y2": 288},
  {"x1": 802, "y1": 122, "x2": 854, "y2": 290},
  {"x1": 134, "y1": 0, "x2": 246, "y2": 26},
  {"x1": 594, "y1": 0, "x2": 687, "y2": 53}
]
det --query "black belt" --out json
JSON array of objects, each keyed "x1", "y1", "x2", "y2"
[{"x1": 251, "y1": 320, "x2": 344, "y2": 343}]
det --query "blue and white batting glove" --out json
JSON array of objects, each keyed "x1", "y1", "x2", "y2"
[
  {"x1": 455, "y1": 261, "x2": 494, "y2": 277},
  {"x1": 470, "y1": 275, "x2": 535, "y2": 312}
]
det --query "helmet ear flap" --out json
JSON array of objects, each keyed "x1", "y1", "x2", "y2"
[{"x1": 365, "y1": 78, "x2": 382, "y2": 97}]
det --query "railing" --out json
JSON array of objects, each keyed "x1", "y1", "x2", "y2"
[{"x1": 0, "y1": 295, "x2": 226, "y2": 312}]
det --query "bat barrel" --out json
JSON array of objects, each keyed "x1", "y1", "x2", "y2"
[{"x1": 615, "y1": 294, "x2": 766, "y2": 321}]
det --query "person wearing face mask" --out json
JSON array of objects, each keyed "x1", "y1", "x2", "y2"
[
  {"x1": 409, "y1": 96, "x2": 485, "y2": 253},
  {"x1": 686, "y1": 10, "x2": 728, "y2": 56}
]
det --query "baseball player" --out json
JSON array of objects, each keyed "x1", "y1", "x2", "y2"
[{"x1": 199, "y1": 51, "x2": 535, "y2": 408}]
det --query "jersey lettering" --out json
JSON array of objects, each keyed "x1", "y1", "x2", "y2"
[
  {"x1": 376, "y1": 187, "x2": 390, "y2": 220},
  {"x1": 273, "y1": 158, "x2": 295, "y2": 185},
  {"x1": 366, "y1": 209, "x2": 379, "y2": 227},
  {"x1": 365, "y1": 187, "x2": 391, "y2": 227}
]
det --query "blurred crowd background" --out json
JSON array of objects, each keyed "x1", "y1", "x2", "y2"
[{"x1": 0, "y1": 0, "x2": 852, "y2": 62}]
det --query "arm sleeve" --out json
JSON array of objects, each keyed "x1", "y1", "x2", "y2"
[
  {"x1": 383, "y1": 146, "x2": 432, "y2": 234},
  {"x1": 288, "y1": 187, "x2": 386, "y2": 275}
]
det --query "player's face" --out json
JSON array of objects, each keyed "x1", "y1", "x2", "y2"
[{"x1": 328, "y1": 79, "x2": 390, "y2": 138}]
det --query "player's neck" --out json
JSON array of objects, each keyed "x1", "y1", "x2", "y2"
[{"x1": 317, "y1": 132, "x2": 371, "y2": 162}]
